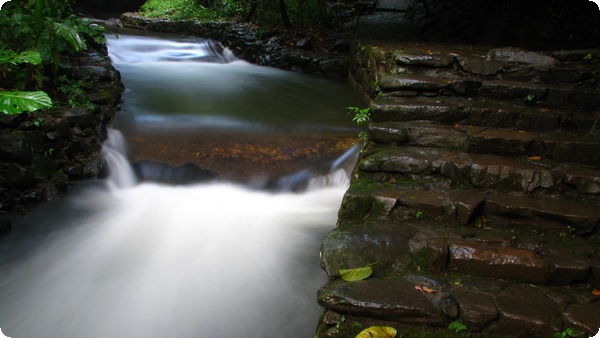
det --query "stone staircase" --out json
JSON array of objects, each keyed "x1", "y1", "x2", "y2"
[{"x1": 317, "y1": 44, "x2": 600, "y2": 337}]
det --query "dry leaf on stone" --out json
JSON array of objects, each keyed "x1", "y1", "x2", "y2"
[
  {"x1": 592, "y1": 289, "x2": 600, "y2": 296},
  {"x1": 528, "y1": 156, "x2": 542, "y2": 160},
  {"x1": 355, "y1": 326, "x2": 397, "y2": 338},
  {"x1": 415, "y1": 285, "x2": 436, "y2": 294}
]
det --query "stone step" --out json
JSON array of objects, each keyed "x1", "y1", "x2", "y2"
[
  {"x1": 368, "y1": 122, "x2": 600, "y2": 165},
  {"x1": 479, "y1": 80, "x2": 600, "y2": 109},
  {"x1": 370, "y1": 96, "x2": 599, "y2": 134},
  {"x1": 317, "y1": 275, "x2": 600, "y2": 337},
  {"x1": 339, "y1": 178, "x2": 600, "y2": 236},
  {"x1": 322, "y1": 217, "x2": 599, "y2": 284},
  {"x1": 357, "y1": 145, "x2": 600, "y2": 197}
]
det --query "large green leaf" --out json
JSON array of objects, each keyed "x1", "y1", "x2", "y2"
[
  {"x1": 339, "y1": 266, "x2": 373, "y2": 282},
  {"x1": 53, "y1": 22, "x2": 84, "y2": 53},
  {"x1": 0, "y1": 91, "x2": 53, "y2": 115},
  {"x1": 0, "y1": 50, "x2": 42, "y2": 66}
]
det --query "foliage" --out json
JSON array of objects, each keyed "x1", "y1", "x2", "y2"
[
  {"x1": 347, "y1": 106, "x2": 370, "y2": 126},
  {"x1": 415, "y1": 210, "x2": 424, "y2": 220},
  {"x1": 138, "y1": 0, "x2": 332, "y2": 27},
  {"x1": 0, "y1": 0, "x2": 105, "y2": 73},
  {"x1": 0, "y1": 91, "x2": 52, "y2": 115},
  {"x1": 0, "y1": 49, "x2": 52, "y2": 114},
  {"x1": 447, "y1": 320, "x2": 467, "y2": 333},
  {"x1": 339, "y1": 266, "x2": 373, "y2": 282},
  {"x1": 554, "y1": 327, "x2": 583, "y2": 338},
  {"x1": 0, "y1": 0, "x2": 105, "y2": 114}
]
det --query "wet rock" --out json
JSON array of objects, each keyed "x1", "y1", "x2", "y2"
[
  {"x1": 488, "y1": 47, "x2": 557, "y2": 67},
  {"x1": 449, "y1": 241, "x2": 548, "y2": 283},
  {"x1": 379, "y1": 74, "x2": 451, "y2": 92},
  {"x1": 450, "y1": 80, "x2": 481, "y2": 96},
  {"x1": 0, "y1": 132, "x2": 33, "y2": 165},
  {"x1": 320, "y1": 223, "x2": 416, "y2": 277},
  {"x1": 448, "y1": 190, "x2": 485, "y2": 225},
  {"x1": 393, "y1": 52, "x2": 456, "y2": 68},
  {"x1": 458, "y1": 57, "x2": 505, "y2": 76},
  {"x1": 371, "y1": 188, "x2": 406, "y2": 217},
  {"x1": 555, "y1": 166, "x2": 600, "y2": 195},
  {"x1": 486, "y1": 194, "x2": 600, "y2": 235},
  {"x1": 318, "y1": 279, "x2": 446, "y2": 325},
  {"x1": 479, "y1": 80, "x2": 549, "y2": 102},
  {"x1": 493, "y1": 284, "x2": 562, "y2": 337},
  {"x1": 319, "y1": 59, "x2": 348, "y2": 77},
  {"x1": 4, "y1": 164, "x2": 37, "y2": 190},
  {"x1": 467, "y1": 128, "x2": 536, "y2": 156},
  {"x1": 337, "y1": 191, "x2": 373, "y2": 221},
  {"x1": 394, "y1": 190, "x2": 455, "y2": 221},
  {"x1": 546, "y1": 249, "x2": 591, "y2": 286},
  {"x1": 451, "y1": 288, "x2": 498, "y2": 331},
  {"x1": 370, "y1": 97, "x2": 463, "y2": 124},
  {"x1": 368, "y1": 122, "x2": 410, "y2": 144},
  {"x1": 295, "y1": 38, "x2": 313, "y2": 50},
  {"x1": 539, "y1": 133, "x2": 600, "y2": 165},
  {"x1": 564, "y1": 302, "x2": 600, "y2": 335},
  {"x1": 408, "y1": 231, "x2": 453, "y2": 273},
  {"x1": 64, "y1": 107, "x2": 98, "y2": 129}
]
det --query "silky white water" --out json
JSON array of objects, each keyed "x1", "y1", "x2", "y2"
[
  {"x1": 0, "y1": 30, "x2": 357, "y2": 337},
  {"x1": 0, "y1": 162, "x2": 348, "y2": 337}
]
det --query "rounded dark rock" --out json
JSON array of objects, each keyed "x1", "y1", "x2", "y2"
[{"x1": 0, "y1": 132, "x2": 33, "y2": 165}]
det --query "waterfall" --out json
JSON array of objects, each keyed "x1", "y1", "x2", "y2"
[
  {"x1": 102, "y1": 129, "x2": 137, "y2": 190},
  {"x1": 0, "y1": 129, "x2": 355, "y2": 338},
  {"x1": 0, "y1": 30, "x2": 359, "y2": 338}
]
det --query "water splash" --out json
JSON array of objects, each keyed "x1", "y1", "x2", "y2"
[{"x1": 0, "y1": 130, "x2": 354, "y2": 338}]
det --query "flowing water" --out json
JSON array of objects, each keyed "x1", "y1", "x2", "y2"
[{"x1": 0, "y1": 30, "x2": 361, "y2": 337}]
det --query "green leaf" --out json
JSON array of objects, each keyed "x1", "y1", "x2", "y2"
[
  {"x1": 0, "y1": 50, "x2": 42, "y2": 66},
  {"x1": 339, "y1": 266, "x2": 372, "y2": 282},
  {"x1": 355, "y1": 326, "x2": 397, "y2": 338},
  {"x1": 53, "y1": 22, "x2": 84, "y2": 53},
  {"x1": 448, "y1": 320, "x2": 467, "y2": 333},
  {"x1": 0, "y1": 91, "x2": 53, "y2": 115}
]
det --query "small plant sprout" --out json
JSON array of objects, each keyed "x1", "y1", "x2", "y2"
[
  {"x1": 448, "y1": 320, "x2": 467, "y2": 333},
  {"x1": 554, "y1": 327, "x2": 583, "y2": 338},
  {"x1": 525, "y1": 94, "x2": 535, "y2": 102},
  {"x1": 415, "y1": 210, "x2": 424, "y2": 220},
  {"x1": 583, "y1": 53, "x2": 593, "y2": 62},
  {"x1": 347, "y1": 106, "x2": 371, "y2": 126}
]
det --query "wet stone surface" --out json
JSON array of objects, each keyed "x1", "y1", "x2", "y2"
[{"x1": 319, "y1": 34, "x2": 600, "y2": 337}]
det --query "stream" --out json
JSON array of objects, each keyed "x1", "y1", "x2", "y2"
[{"x1": 0, "y1": 30, "x2": 361, "y2": 337}]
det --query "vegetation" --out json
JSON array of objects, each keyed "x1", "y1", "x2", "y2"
[
  {"x1": 138, "y1": 0, "x2": 333, "y2": 28},
  {"x1": 0, "y1": 0, "x2": 105, "y2": 114}
]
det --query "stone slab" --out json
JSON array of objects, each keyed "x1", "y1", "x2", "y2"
[
  {"x1": 447, "y1": 190, "x2": 485, "y2": 225},
  {"x1": 318, "y1": 279, "x2": 446, "y2": 325},
  {"x1": 451, "y1": 288, "x2": 498, "y2": 331},
  {"x1": 564, "y1": 301, "x2": 600, "y2": 335},
  {"x1": 379, "y1": 74, "x2": 451, "y2": 92},
  {"x1": 320, "y1": 223, "x2": 416, "y2": 277},
  {"x1": 486, "y1": 193, "x2": 600, "y2": 235},
  {"x1": 449, "y1": 241, "x2": 548, "y2": 283},
  {"x1": 493, "y1": 284, "x2": 562, "y2": 337}
]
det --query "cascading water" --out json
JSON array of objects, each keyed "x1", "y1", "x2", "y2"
[{"x1": 0, "y1": 29, "x2": 360, "y2": 337}]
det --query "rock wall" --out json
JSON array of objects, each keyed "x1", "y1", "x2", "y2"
[
  {"x1": 317, "y1": 42, "x2": 600, "y2": 337},
  {"x1": 0, "y1": 52, "x2": 123, "y2": 233},
  {"x1": 119, "y1": 12, "x2": 351, "y2": 78}
]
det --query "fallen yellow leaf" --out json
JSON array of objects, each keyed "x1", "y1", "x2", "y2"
[
  {"x1": 592, "y1": 289, "x2": 600, "y2": 296},
  {"x1": 355, "y1": 326, "x2": 397, "y2": 338},
  {"x1": 528, "y1": 156, "x2": 542, "y2": 161}
]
